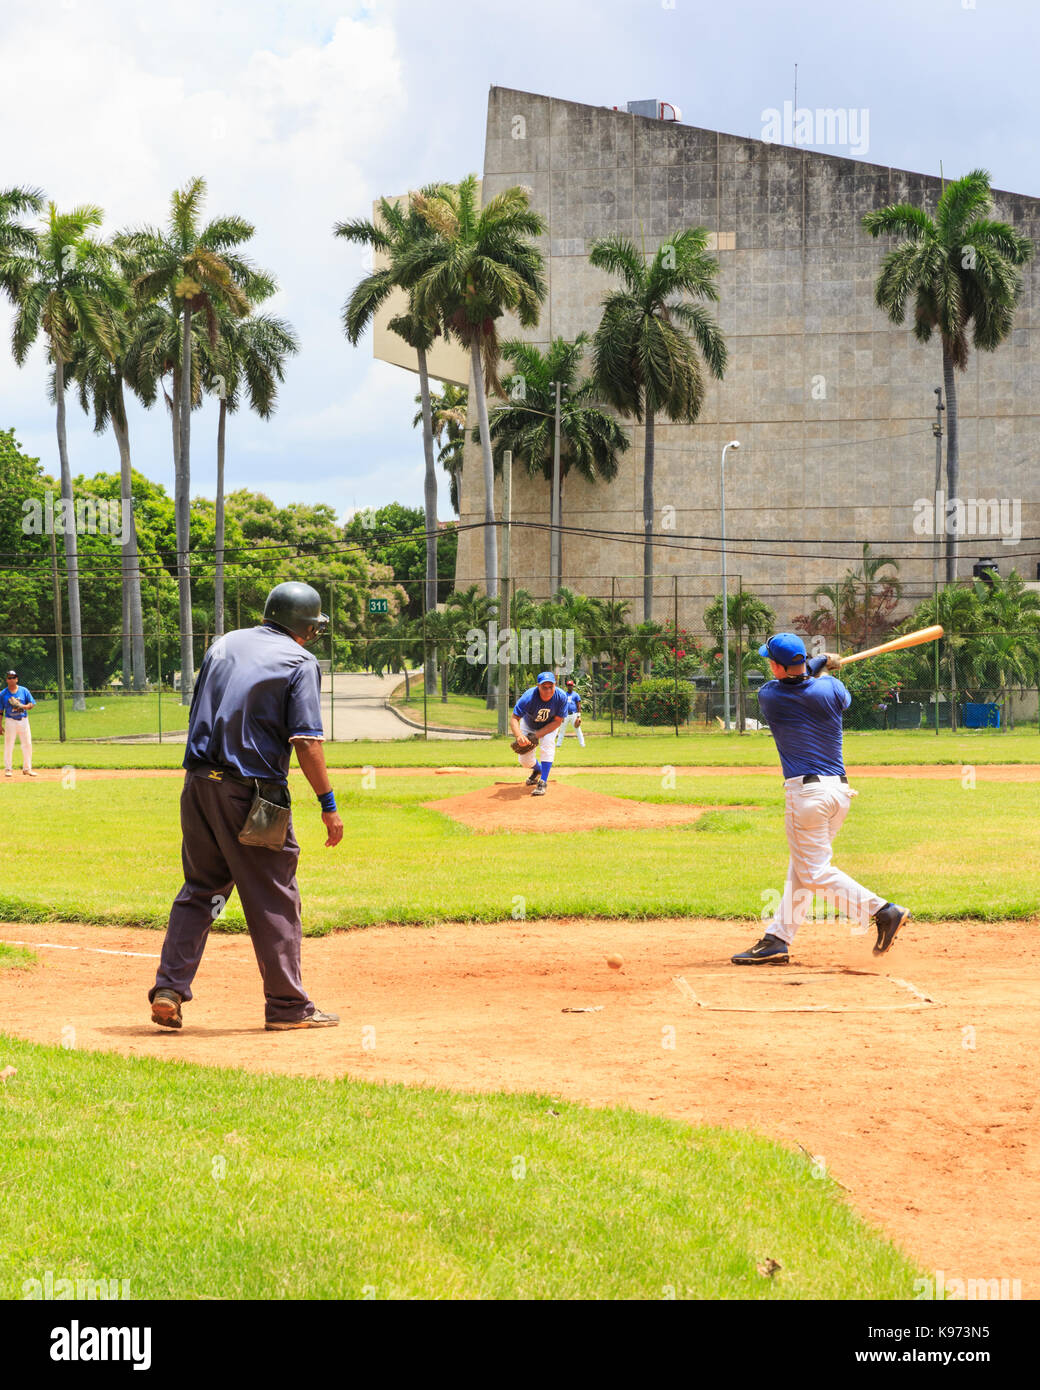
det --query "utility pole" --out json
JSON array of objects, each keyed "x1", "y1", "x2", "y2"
[
  {"x1": 933, "y1": 387, "x2": 944, "y2": 735},
  {"x1": 720, "y1": 440, "x2": 740, "y2": 731},
  {"x1": 49, "y1": 524, "x2": 66, "y2": 742},
  {"x1": 551, "y1": 380, "x2": 562, "y2": 597},
  {"x1": 497, "y1": 450, "x2": 513, "y2": 735}
]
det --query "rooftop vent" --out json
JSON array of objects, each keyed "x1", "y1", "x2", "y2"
[{"x1": 623, "y1": 99, "x2": 682, "y2": 121}]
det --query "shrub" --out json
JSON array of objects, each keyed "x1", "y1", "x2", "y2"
[{"x1": 629, "y1": 678, "x2": 692, "y2": 726}]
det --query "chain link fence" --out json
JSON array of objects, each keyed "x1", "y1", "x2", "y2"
[{"x1": 4, "y1": 568, "x2": 1038, "y2": 741}]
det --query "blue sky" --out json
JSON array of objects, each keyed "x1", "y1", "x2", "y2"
[{"x1": 1, "y1": 0, "x2": 1037, "y2": 522}]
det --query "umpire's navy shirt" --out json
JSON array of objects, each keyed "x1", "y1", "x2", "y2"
[
  {"x1": 183, "y1": 624, "x2": 324, "y2": 784},
  {"x1": 757, "y1": 657, "x2": 852, "y2": 780}
]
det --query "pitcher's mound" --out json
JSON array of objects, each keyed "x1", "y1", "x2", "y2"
[{"x1": 423, "y1": 780, "x2": 720, "y2": 833}]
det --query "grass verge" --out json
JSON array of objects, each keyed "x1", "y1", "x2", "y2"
[{"x1": 0, "y1": 1035, "x2": 923, "y2": 1300}]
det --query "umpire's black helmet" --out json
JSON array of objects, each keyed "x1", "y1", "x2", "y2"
[{"x1": 263, "y1": 582, "x2": 329, "y2": 643}]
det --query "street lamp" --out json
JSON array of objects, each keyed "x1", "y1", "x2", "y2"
[{"x1": 720, "y1": 440, "x2": 741, "y2": 731}]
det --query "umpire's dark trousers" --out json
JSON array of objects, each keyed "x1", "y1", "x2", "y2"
[{"x1": 149, "y1": 771, "x2": 314, "y2": 1024}]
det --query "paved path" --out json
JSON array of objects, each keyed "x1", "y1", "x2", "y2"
[{"x1": 321, "y1": 671, "x2": 487, "y2": 742}]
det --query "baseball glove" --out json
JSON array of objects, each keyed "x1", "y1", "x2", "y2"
[
  {"x1": 7, "y1": 697, "x2": 25, "y2": 712},
  {"x1": 510, "y1": 735, "x2": 536, "y2": 753}
]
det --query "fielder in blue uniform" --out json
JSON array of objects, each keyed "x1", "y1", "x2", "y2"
[
  {"x1": 1, "y1": 670, "x2": 37, "y2": 778},
  {"x1": 511, "y1": 672, "x2": 567, "y2": 795},
  {"x1": 731, "y1": 632, "x2": 909, "y2": 965},
  {"x1": 555, "y1": 677, "x2": 585, "y2": 749}
]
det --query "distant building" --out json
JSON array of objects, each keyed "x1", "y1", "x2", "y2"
[{"x1": 375, "y1": 87, "x2": 1040, "y2": 631}]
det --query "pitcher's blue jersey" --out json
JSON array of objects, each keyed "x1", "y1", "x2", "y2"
[{"x1": 514, "y1": 686, "x2": 567, "y2": 728}]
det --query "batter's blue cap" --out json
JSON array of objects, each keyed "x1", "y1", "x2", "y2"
[
  {"x1": 536, "y1": 671, "x2": 555, "y2": 684},
  {"x1": 759, "y1": 633, "x2": 807, "y2": 666}
]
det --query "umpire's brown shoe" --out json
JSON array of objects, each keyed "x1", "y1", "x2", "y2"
[
  {"x1": 266, "y1": 1008, "x2": 340, "y2": 1032},
  {"x1": 151, "y1": 989, "x2": 183, "y2": 1029}
]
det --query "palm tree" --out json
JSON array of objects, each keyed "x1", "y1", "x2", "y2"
[
  {"x1": 118, "y1": 178, "x2": 260, "y2": 702},
  {"x1": 210, "y1": 302, "x2": 298, "y2": 635},
  {"x1": 807, "y1": 576, "x2": 858, "y2": 644},
  {"x1": 487, "y1": 334, "x2": 629, "y2": 593},
  {"x1": 3, "y1": 203, "x2": 125, "y2": 710},
  {"x1": 0, "y1": 186, "x2": 43, "y2": 261},
  {"x1": 849, "y1": 542, "x2": 902, "y2": 645},
  {"x1": 397, "y1": 175, "x2": 548, "y2": 607},
  {"x1": 337, "y1": 190, "x2": 449, "y2": 694},
  {"x1": 65, "y1": 315, "x2": 154, "y2": 691},
  {"x1": 589, "y1": 228, "x2": 727, "y2": 620},
  {"x1": 903, "y1": 585, "x2": 982, "y2": 730},
  {"x1": 419, "y1": 381, "x2": 468, "y2": 514},
  {"x1": 973, "y1": 572, "x2": 1040, "y2": 727},
  {"x1": 863, "y1": 170, "x2": 1033, "y2": 581}
]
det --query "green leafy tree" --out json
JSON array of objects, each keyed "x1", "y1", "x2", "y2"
[
  {"x1": 118, "y1": 177, "x2": 263, "y2": 701},
  {"x1": 2, "y1": 202, "x2": 126, "y2": 709},
  {"x1": 863, "y1": 170, "x2": 1033, "y2": 581},
  {"x1": 418, "y1": 381, "x2": 468, "y2": 514},
  {"x1": 487, "y1": 334, "x2": 629, "y2": 592},
  {"x1": 589, "y1": 228, "x2": 727, "y2": 619},
  {"x1": 399, "y1": 175, "x2": 548, "y2": 608},
  {"x1": 337, "y1": 189, "x2": 450, "y2": 694}
]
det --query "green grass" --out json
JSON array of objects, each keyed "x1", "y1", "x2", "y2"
[
  {"x1": 18, "y1": 695, "x2": 191, "y2": 742},
  {"x1": 1, "y1": 771, "x2": 1036, "y2": 927},
  {"x1": 0, "y1": 943, "x2": 36, "y2": 971},
  {"x1": 22, "y1": 724, "x2": 1040, "y2": 771},
  {"x1": 0, "y1": 1035, "x2": 922, "y2": 1299}
]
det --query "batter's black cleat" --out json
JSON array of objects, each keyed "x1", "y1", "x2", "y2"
[
  {"x1": 873, "y1": 903, "x2": 909, "y2": 956},
  {"x1": 525, "y1": 767, "x2": 542, "y2": 787},
  {"x1": 266, "y1": 1008, "x2": 340, "y2": 1032},
  {"x1": 531, "y1": 780, "x2": 547, "y2": 796},
  {"x1": 731, "y1": 934, "x2": 790, "y2": 965},
  {"x1": 151, "y1": 989, "x2": 183, "y2": 1029}
]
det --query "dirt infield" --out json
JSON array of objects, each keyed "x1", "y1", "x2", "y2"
[
  {"x1": 422, "y1": 781, "x2": 737, "y2": 831},
  {"x1": 1, "y1": 916, "x2": 1037, "y2": 1292}
]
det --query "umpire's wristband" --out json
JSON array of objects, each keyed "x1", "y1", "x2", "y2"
[{"x1": 318, "y1": 790, "x2": 337, "y2": 813}]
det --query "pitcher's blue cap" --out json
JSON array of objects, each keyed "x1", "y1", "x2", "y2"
[
  {"x1": 536, "y1": 671, "x2": 555, "y2": 684},
  {"x1": 758, "y1": 633, "x2": 807, "y2": 666}
]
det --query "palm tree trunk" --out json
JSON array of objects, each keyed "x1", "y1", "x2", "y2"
[
  {"x1": 177, "y1": 303, "x2": 195, "y2": 704},
  {"x1": 643, "y1": 409, "x2": 655, "y2": 622},
  {"x1": 54, "y1": 350, "x2": 86, "y2": 712},
  {"x1": 417, "y1": 344, "x2": 438, "y2": 697},
  {"x1": 113, "y1": 392, "x2": 146, "y2": 692},
  {"x1": 943, "y1": 343, "x2": 959, "y2": 584},
  {"x1": 441, "y1": 659, "x2": 448, "y2": 703},
  {"x1": 215, "y1": 397, "x2": 226, "y2": 638},
  {"x1": 470, "y1": 342, "x2": 498, "y2": 708}
]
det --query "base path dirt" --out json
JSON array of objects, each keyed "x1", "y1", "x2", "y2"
[
  {"x1": 422, "y1": 780, "x2": 739, "y2": 831},
  {"x1": 1, "y1": 917, "x2": 1037, "y2": 1293}
]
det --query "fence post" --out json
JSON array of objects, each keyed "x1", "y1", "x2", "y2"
[
  {"x1": 156, "y1": 570, "x2": 163, "y2": 745},
  {"x1": 609, "y1": 575, "x2": 615, "y2": 737},
  {"x1": 673, "y1": 573, "x2": 679, "y2": 738},
  {"x1": 422, "y1": 600, "x2": 428, "y2": 740},
  {"x1": 49, "y1": 525, "x2": 66, "y2": 742},
  {"x1": 329, "y1": 578, "x2": 335, "y2": 744}
]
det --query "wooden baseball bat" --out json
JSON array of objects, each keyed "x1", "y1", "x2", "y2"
[{"x1": 837, "y1": 625, "x2": 944, "y2": 668}]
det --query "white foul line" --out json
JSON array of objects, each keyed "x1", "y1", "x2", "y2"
[{"x1": 0, "y1": 938, "x2": 161, "y2": 959}]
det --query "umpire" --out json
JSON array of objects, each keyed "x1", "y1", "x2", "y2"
[{"x1": 149, "y1": 582, "x2": 344, "y2": 1032}]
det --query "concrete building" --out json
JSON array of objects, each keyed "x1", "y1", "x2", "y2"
[{"x1": 378, "y1": 87, "x2": 1040, "y2": 634}]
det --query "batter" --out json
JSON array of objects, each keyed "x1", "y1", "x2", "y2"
[{"x1": 731, "y1": 632, "x2": 909, "y2": 965}]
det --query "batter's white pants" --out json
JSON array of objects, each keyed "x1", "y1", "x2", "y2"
[
  {"x1": 517, "y1": 724, "x2": 557, "y2": 769},
  {"x1": 767, "y1": 777, "x2": 885, "y2": 944},
  {"x1": 4, "y1": 719, "x2": 32, "y2": 774},
  {"x1": 555, "y1": 713, "x2": 585, "y2": 747}
]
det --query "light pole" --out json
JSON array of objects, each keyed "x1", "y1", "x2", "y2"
[{"x1": 720, "y1": 440, "x2": 741, "y2": 731}]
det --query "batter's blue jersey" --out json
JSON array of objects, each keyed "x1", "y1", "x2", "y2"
[
  {"x1": 0, "y1": 685, "x2": 33, "y2": 719},
  {"x1": 757, "y1": 668, "x2": 851, "y2": 779},
  {"x1": 514, "y1": 686, "x2": 567, "y2": 729},
  {"x1": 183, "y1": 624, "x2": 324, "y2": 784}
]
